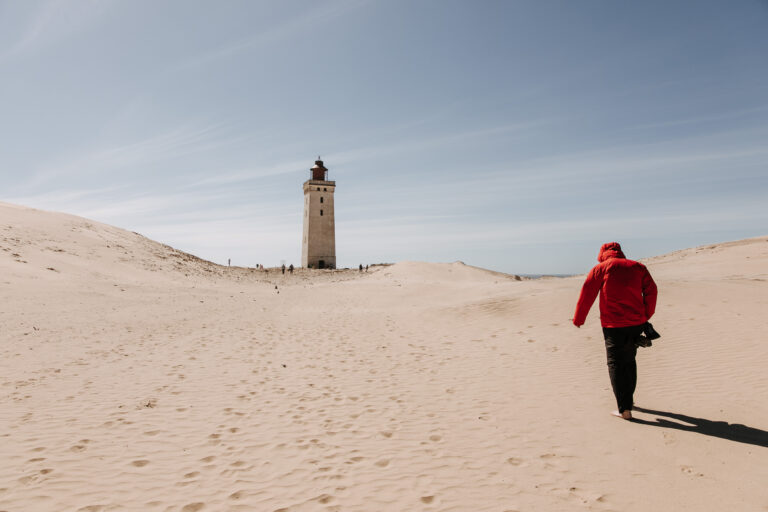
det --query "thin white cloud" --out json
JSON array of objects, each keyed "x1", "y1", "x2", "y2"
[
  {"x1": 178, "y1": 120, "x2": 554, "y2": 189},
  {"x1": 414, "y1": 138, "x2": 768, "y2": 199},
  {"x1": 0, "y1": 0, "x2": 113, "y2": 61},
  {"x1": 325, "y1": 135, "x2": 768, "y2": 221},
  {"x1": 5, "y1": 184, "x2": 301, "y2": 236},
  {"x1": 326, "y1": 119, "x2": 554, "y2": 166},
  {"x1": 622, "y1": 104, "x2": 768, "y2": 132},
  {"x1": 170, "y1": 0, "x2": 370, "y2": 74},
  {"x1": 339, "y1": 199, "x2": 768, "y2": 251},
  {"x1": 505, "y1": 146, "x2": 768, "y2": 189},
  {"x1": 184, "y1": 158, "x2": 309, "y2": 188},
  {"x1": 24, "y1": 122, "x2": 248, "y2": 187}
]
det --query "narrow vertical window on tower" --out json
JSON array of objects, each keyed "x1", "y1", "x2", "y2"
[
  {"x1": 320, "y1": 210, "x2": 324, "y2": 216},
  {"x1": 320, "y1": 197, "x2": 324, "y2": 203}
]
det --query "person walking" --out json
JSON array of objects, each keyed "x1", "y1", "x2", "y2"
[
  {"x1": 572, "y1": 242, "x2": 657, "y2": 421},
  {"x1": 289, "y1": 264, "x2": 294, "y2": 274},
  {"x1": 281, "y1": 264, "x2": 286, "y2": 275}
]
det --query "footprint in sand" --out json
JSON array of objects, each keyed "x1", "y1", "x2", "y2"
[
  {"x1": 421, "y1": 496, "x2": 435, "y2": 504},
  {"x1": 131, "y1": 460, "x2": 149, "y2": 467},
  {"x1": 18, "y1": 474, "x2": 38, "y2": 485},
  {"x1": 680, "y1": 465, "x2": 705, "y2": 477}
]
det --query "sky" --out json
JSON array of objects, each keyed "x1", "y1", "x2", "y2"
[{"x1": 1, "y1": 0, "x2": 766, "y2": 274}]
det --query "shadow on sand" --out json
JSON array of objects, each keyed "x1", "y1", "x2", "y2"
[{"x1": 632, "y1": 407, "x2": 768, "y2": 449}]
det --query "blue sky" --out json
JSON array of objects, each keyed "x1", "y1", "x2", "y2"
[{"x1": 1, "y1": 0, "x2": 766, "y2": 274}]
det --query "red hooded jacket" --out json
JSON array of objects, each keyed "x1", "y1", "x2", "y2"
[{"x1": 573, "y1": 242, "x2": 657, "y2": 328}]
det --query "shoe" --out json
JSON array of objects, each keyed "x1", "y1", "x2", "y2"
[{"x1": 635, "y1": 335, "x2": 652, "y2": 348}]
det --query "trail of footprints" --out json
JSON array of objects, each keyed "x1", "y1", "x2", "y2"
[{"x1": 1, "y1": 291, "x2": 620, "y2": 512}]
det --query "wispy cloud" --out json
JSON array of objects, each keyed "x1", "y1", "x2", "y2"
[
  {"x1": 170, "y1": 0, "x2": 370, "y2": 74},
  {"x1": 23, "y1": 122, "x2": 250, "y2": 187},
  {"x1": 325, "y1": 119, "x2": 555, "y2": 166},
  {"x1": 6, "y1": 180, "x2": 302, "y2": 235},
  {"x1": 425, "y1": 137, "x2": 768, "y2": 196},
  {"x1": 0, "y1": 0, "x2": 113, "y2": 61},
  {"x1": 340, "y1": 199, "x2": 768, "y2": 253},
  {"x1": 184, "y1": 158, "x2": 309, "y2": 188},
  {"x1": 176, "y1": 120, "x2": 554, "y2": 189},
  {"x1": 328, "y1": 133, "x2": 768, "y2": 220},
  {"x1": 622, "y1": 104, "x2": 768, "y2": 132}
]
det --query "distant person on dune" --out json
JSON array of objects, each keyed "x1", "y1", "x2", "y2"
[{"x1": 573, "y1": 242, "x2": 658, "y2": 421}]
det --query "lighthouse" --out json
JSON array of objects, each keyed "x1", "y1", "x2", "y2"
[{"x1": 301, "y1": 158, "x2": 336, "y2": 269}]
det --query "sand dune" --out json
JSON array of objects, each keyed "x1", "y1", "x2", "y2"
[{"x1": 1, "y1": 202, "x2": 766, "y2": 511}]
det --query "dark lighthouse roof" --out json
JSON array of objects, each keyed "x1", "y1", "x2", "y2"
[{"x1": 310, "y1": 157, "x2": 328, "y2": 181}]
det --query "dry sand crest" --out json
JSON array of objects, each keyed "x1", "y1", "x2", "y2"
[{"x1": 1, "y1": 202, "x2": 767, "y2": 511}]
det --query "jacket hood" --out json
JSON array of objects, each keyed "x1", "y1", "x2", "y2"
[{"x1": 598, "y1": 242, "x2": 626, "y2": 262}]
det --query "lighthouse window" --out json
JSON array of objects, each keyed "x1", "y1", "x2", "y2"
[
  {"x1": 323, "y1": 188, "x2": 327, "y2": 191},
  {"x1": 317, "y1": 187, "x2": 320, "y2": 191},
  {"x1": 320, "y1": 197, "x2": 324, "y2": 203},
  {"x1": 320, "y1": 210, "x2": 324, "y2": 216}
]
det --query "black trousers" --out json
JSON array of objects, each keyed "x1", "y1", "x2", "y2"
[{"x1": 602, "y1": 325, "x2": 643, "y2": 413}]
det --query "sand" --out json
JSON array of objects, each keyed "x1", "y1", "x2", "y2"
[{"x1": 1, "y1": 201, "x2": 766, "y2": 512}]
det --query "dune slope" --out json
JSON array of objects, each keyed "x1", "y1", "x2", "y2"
[{"x1": 1, "y1": 203, "x2": 766, "y2": 512}]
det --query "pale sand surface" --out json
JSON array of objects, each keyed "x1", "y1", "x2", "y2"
[{"x1": 1, "y1": 201, "x2": 767, "y2": 512}]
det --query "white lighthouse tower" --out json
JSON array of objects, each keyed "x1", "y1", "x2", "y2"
[{"x1": 301, "y1": 158, "x2": 336, "y2": 269}]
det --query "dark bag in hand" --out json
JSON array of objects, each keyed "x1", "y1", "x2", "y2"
[{"x1": 635, "y1": 322, "x2": 661, "y2": 348}]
